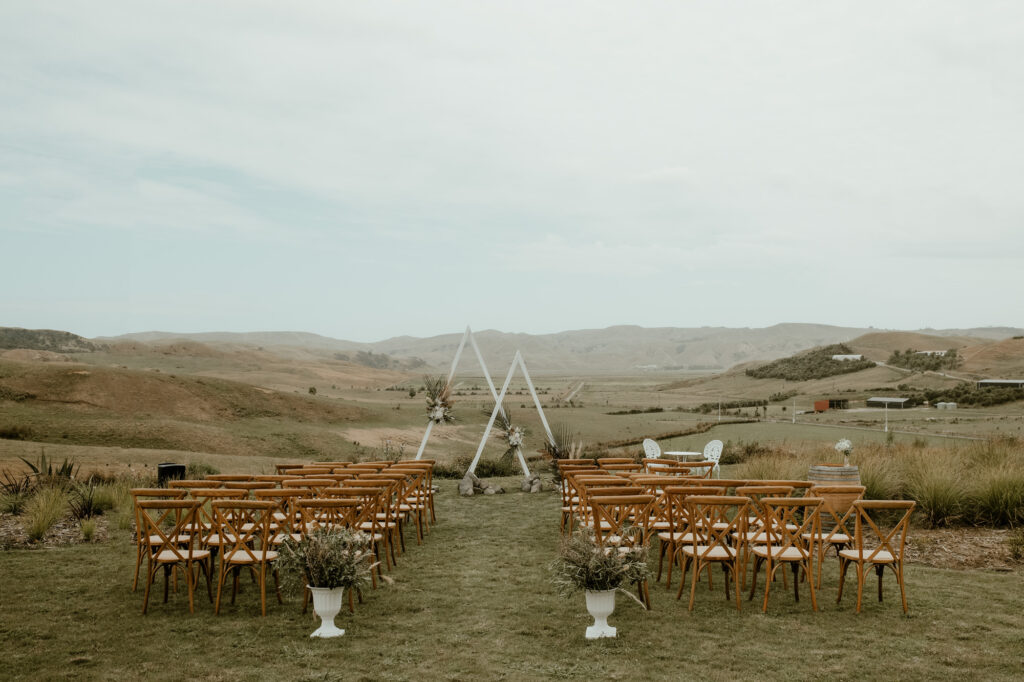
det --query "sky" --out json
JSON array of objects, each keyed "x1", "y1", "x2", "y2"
[{"x1": 2, "y1": 1, "x2": 1022, "y2": 342}]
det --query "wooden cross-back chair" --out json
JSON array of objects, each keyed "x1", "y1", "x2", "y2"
[
  {"x1": 678, "y1": 495, "x2": 750, "y2": 611},
  {"x1": 597, "y1": 457, "x2": 636, "y2": 469},
  {"x1": 282, "y1": 478, "x2": 334, "y2": 497},
  {"x1": 561, "y1": 472, "x2": 614, "y2": 533},
  {"x1": 204, "y1": 474, "x2": 252, "y2": 482},
  {"x1": 136, "y1": 499, "x2": 212, "y2": 614},
  {"x1": 657, "y1": 485, "x2": 725, "y2": 589},
  {"x1": 805, "y1": 485, "x2": 865, "y2": 588},
  {"x1": 130, "y1": 488, "x2": 187, "y2": 592},
  {"x1": 168, "y1": 479, "x2": 222, "y2": 491},
  {"x1": 390, "y1": 461, "x2": 437, "y2": 524},
  {"x1": 222, "y1": 481, "x2": 277, "y2": 497},
  {"x1": 641, "y1": 458, "x2": 676, "y2": 475},
  {"x1": 252, "y1": 474, "x2": 291, "y2": 484},
  {"x1": 325, "y1": 485, "x2": 389, "y2": 581},
  {"x1": 294, "y1": 497, "x2": 361, "y2": 533},
  {"x1": 756, "y1": 480, "x2": 814, "y2": 496},
  {"x1": 747, "y1": 497, "x2": 823, "y2": 613},
  {"x1": 275, "y1": 464, "x2": 305, "y2": 476},
  {"x1": 211, "y1": 500, "x2": 282, "y2": 616},
  {"x1": 186, "y1": 488, "x2": 246, "y2": 574},
  {"x1": 253, "y1": 487, "x2": 312, "y2": 545},
  {"x1": 588, "y1": 493, "x2": 656, "y2": 609},
  {"x1": 672, "y1": 462, "x2": 716, "y2": 479},
  {"x1": 837, "y1": 499, "x2": 915, "y2": 614}
]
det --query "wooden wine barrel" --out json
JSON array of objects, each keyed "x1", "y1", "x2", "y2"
[{"x1": 807, "y1": 464, "x2": 861, "y2": 486}]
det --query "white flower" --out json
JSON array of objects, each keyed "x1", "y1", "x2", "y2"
[
  {"x1": 835, "y1": 439, "x2": 853, "y2": 455},
  {"x1": 508, "y1": 427, "x2": 523, "y2": 448},
  {"x1": 429, "y1": 406, "x2": 447, "y2": 423}
]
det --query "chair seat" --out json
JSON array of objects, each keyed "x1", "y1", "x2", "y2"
[
  {"x1": 204, "y1": 533, "x2": 236, "y2": 546},
  {"x1": 839, "y1": 548, "x2": 895, "y2": 563},
  {"x1": 803, "y1": 531, "x2": 851, "y2": 544},
  {"x1": 752, "y1": 545, "x2": 808, "y2": 561},
  {"x1": 154, "y1": 548, "x2": 210, "y2": 563},
  {"x1": 681, "y1": 545, "x2": 736, "y2": 560},
  {"x1": 223, "y1": 549, "x2": 279, "y2": 564},
  {"x1": 657, "y1": 531, "x2": 698, "y2": 543}
]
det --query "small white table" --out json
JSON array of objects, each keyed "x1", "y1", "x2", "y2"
[{"x1": 663, "y1": 451, "x2": 703, "y2": 462}]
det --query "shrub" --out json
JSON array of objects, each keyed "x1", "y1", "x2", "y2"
[
  {"x1": 186, "y1": 461, "x2": 219, "y2": 479},
  {"x1": 24, "y1": 486, "x2": 68, "y2": 541},
  {"x1": 19, "y1": 452, "x2": 78, "y2": 484},
  {"x1": 745, "y1": 344, "x2": 875, "y2": 381}
]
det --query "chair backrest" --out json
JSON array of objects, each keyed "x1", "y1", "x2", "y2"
[
  {"x1": 756, "y1": 480, "x2": 814, "y2": 495},
  {"x1": 695, "y1": 478, "x2": 747, "y2": 493},
  {"x1": 204, "y1": 474, "x2": 253, "y2": 482},
  {"x1": 737, "y1": 486, "x2": 796, "y2": 527},
  {"x1": 642, "y1": 439, "x2": 661, "y2": 459},
  {"x1": 686, "y1": 495, "x2": 750, "y2": 559},
  {"x1": 600, "y1": 463, "x2": 643, "y2": 473},
  {"x1": 809, "y1": 485, "x2": 865, "y2": 534},
  {"x1": 672, "y1": 462, "x2": 715, "y2": 479},
  {"x1": 597, "y1": 458, "x2": 636, "y2": 470},
  {"x1": 295, "y1": 498, "x2": 361, "y2": 533},
  {"x1": 137, "y1": 499, "x2": 202, "y2": 560},
  {"x1": 253, "y1": 488, "x2": 312, "y2": 531},
  {"x1": 211, "y1": 500, "x2": 277, "y2": 562},
  {"x1": 850, "y1": 500, "x2": 915, "y2": 563},
  {"x1": 252, "y1": 474, "x2": 291, "y2": 484},
  {"x1": 282, "y1": 478, "x2": 334, "y2": 496},
  {"x1": 168, "y1": 479, "x2": 221, "y2": 490},
  {"x1": 588, "y1": 494, "x2": 655, "y2": 548},
  {"x1": 759, "y1": 497, "x2": 823, "y2": 559},
  {"x1": 703, "y1": 440, "x2": 724, "y2": 463},
  {"x1": 222, "y1": 481, "x2": 277, "y2": 494},
  {"x1": 664, "y1": 486, "x2": 723, "y2": 533}
]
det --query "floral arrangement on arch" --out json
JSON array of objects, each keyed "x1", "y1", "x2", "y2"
[
  {"x1": 489, "y1": 407, "x2": 526, "y2": 464},
  {"x1": 423, "y1": 375, "x2": 455, "y2": 424}
]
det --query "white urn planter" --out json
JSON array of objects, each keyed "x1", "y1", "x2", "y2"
[
  {"x1": 309, "y1": 586, "x2": 346, "y2": 638},
  {"x1": 584, "y1": 589, "x2": 617, "y2": 639}
]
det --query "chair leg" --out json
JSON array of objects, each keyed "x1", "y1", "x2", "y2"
[
  {"x1": 688, "y1": 561, "x2": 700, "y2": 611},
  {"x1": 163, "y1": 565, "x2": 171, "y2": 603},
  {"x1": 214, "y1": 563, "x2": 228, "y2": 615},
  {"x1": 761, "y1": 561, "x2": 773, "y2": 613},
  {"x1": 897, "y1": 564, "x2": 909, "y2": 614},
  {"x1": 141, "y1": 562, "x2": 154, "y2": 615},
  {"x1": 792, "y1": 563, "x2": 800, "y2": 603},
  {"x1": 132, "y1": 542, "x2": 143, "y2": 592},
  {"x1": 186, "y1": 561, "x2": 195, "y2": 614},
  {"x1": 876, "y1": 564, "x2": 885, "y2": 603},
  {"x1": 748, "y1": 557, "x2": 763, "y2": 601},
  {"x1": 260, "y1": 564, "x2": 267, "y2": 617},
  {"x1": 855, "y1": 564, "x2": 865, "y2": 613}
]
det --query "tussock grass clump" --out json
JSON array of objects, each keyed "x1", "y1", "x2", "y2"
[
  {"x1": 24, "y1": 486, "x2": 68, "y2": 541},
  {"x1": 967, "y1": 465, "x2": 1024, "y2": 527},
  {"x1": 80, "y1": 518, "x2": 97, "y2": 542},
  {"x1": 735, "y1": 451, "x2": 812, "y2": 481}
]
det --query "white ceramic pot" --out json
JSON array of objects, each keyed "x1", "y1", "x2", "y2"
[
  {"x1": 308, "y1": 586, "x2": 346, "y2": 638},
  {"x1": 584, "y1": 589, "x2": 617, "y2": 639}
]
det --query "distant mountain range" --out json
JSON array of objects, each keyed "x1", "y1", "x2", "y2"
[{"x1": 93, "y1": 324, "x2": 1024, "y2": 373}]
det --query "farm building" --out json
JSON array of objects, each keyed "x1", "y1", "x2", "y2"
[
  {"x1": 914, "y1": 350, "x2": 948, "y2": 357},
  {"x1": 936, "y1": 402, "x2": 958, "y2": 410},
  {"x1": 977, "y1": 379, "x2": 1024, "y2": 389},
  {"x1": 831, "y1": 354, "x2": 863, "y2": 361},
  {"x1": 866, "y1": 397, "x2": 909, "y2": 409},
  {"x1": 813, "y1": 398, "x2": 851, "y2": 412}
]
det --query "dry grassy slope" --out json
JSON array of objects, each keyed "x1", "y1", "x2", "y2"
[
  {"x1": 848, "y1": 331, "x2": 985, "y2": 362},
  {"x1": 83, "y1": 340, "x2": 413, "y2": 393},
  {"x1": 959, "y1": 337, "x2": 1024, "y2": 377},
  {"x1": 0, "y1": 359, "x2": 366, "y2": 423}
]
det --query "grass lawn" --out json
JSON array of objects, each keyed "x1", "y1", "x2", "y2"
[{"x1": 2, "y1": 476, "x2": 1023, "y2": 681}]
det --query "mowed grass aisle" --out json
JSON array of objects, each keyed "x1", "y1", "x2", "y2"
[{"x1": 1, "y1": 478, "x2": 1023, "y2": 681}]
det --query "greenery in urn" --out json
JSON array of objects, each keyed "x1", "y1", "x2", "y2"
[
  {"x1": 550, "y1": 527, "x2": 651, "y2": 607},
  {"x1": 277, "y1": 527, "x2": 378, "y2": 592}
]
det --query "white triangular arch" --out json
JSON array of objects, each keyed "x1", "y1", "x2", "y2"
[
  {"x1": 468, "y1": 350, "x2": 556, "y2": 476},
  {"x1": 414, "y1": 326, "x2": 503, "y2": 460}
]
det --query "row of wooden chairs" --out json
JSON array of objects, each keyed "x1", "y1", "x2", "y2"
[
  {"x1": 558, "y1": 461, "x2": 915, "y2": 613},
  {"x1": 132, "y1": 460, "x2": 437, "y2": 616}
]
